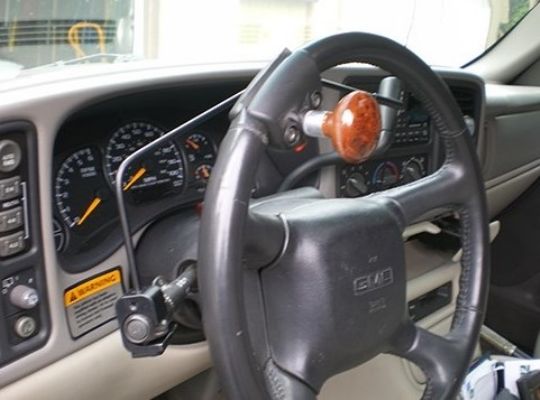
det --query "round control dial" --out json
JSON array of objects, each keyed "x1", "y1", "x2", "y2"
[
  {"x1": 401, "y1": 157, "x2": 426, "y2": 184},
  {"x1": 340, "y1": 165, "x2": 370, "y2": 198},
  {"x1": 14, "y1": 316, "x2": 37, "y2": 338},
  {"x1": 372, "y1": 161, "x2": 400, "y2": 191},
  {"x1": 0, "y1": 140, "x2": 21, "y2": 172},
  {"x1": 346, "y1": 173, "x2": 369, "y2": 197},
  {"x1": 10, "y1": 285, "x2": 39, "y2": 309}
]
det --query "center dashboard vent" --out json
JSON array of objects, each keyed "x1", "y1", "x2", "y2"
[
  {"x1": 450, "y1": 86, "x2": 477, "y2": 118},
  {"x1": 450, "y1": 85, "x2": 480, "y2": 140}
]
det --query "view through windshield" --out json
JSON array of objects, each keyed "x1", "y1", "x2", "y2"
[{"x1": 0, "y1": 0, "x2": 538, "y2": 74}]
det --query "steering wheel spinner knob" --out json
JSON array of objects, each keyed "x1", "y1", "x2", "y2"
[{"x1": 303, "y1": 90, "x2": 381, "y2": 163}]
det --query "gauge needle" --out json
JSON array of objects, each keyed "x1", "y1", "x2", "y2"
[
  {"x1": 123, "y1": 167, "x2": 146, "y2": 191},
  {"x1": 186, "y1": 139, "x2": 199, "y2": 150},
  {"x1": 77, "y1": 197, "x2": 102, "y2": 226},
  {"x1": 201, "y1": 165, "x2": 210, "y2": 179}
]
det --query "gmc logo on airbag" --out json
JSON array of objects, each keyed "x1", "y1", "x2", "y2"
[{"x1": 353, "y1": 268, "x2": 394, "y2": 296}]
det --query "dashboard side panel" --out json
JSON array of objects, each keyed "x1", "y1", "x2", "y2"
[
  {"x1": 1, "y1": 64, "x2": 533, "y2": 400},
  {"x1": 481, "y1": 84, "x2": 540, "y2": 217},
  {"x1": 486, "y1": 161, "x2": 540, "y2": 217},
  {"x1": 484, "y1": 111, "x2": 540, "y2": 181}
]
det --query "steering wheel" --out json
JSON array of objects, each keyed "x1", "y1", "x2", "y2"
[{"x1": 198, "y1": 32, "x2": 489, "y2": 400}]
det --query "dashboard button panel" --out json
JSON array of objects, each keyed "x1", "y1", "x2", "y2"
[
  {"x1": 0, "y1": 176, "x2": 21, "y2": 201},
  {"x1": 0, "y1": 206, "x2": 23, "y2": 233},
  {"x1": 0, "y1": 176, "x2": 28, "y2": 259},
  {"x1": 0, "y1": 139, "x2": 22, "y2": 172},
  {"x1": 0, "y1": 231, "x2": 25, "y2": 257},
  {"x1": 0, "y1": 121, "x2": 49, "y2": 366}
]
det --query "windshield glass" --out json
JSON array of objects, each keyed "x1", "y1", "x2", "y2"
[{"x1": 0, "y1": 0, "x2": 538, "y2": 75}]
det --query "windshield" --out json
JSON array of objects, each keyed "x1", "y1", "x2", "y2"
[{"x1": 0, "y1": 0, "x2": 538, "y2": 75}]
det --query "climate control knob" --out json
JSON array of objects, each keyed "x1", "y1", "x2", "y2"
[
  {"x1": 345, "y1": 173, "x2": 369, "y2": 197},
  {"x1": 401, "y1": 157, "x2": 426, "y2": 184},
  {"x1": 10, "y1": 285, "x2": 39, "y2": 309}
]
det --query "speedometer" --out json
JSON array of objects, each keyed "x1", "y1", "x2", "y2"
[{"x1": 105, "y1": 122, "x2": 185, "y2": 202}]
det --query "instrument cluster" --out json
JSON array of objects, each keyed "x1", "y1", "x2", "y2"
[{"x1": 53, "y1": 120, "x2": 217, "y2": 260}]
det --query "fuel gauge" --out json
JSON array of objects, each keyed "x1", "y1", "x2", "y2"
[{"x1": 184, "y1": 133, "x2": 216, "y2": 164}]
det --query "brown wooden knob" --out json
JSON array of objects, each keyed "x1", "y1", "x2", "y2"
[{"x1": 321, "y1": 90, "x2": 381, "y2": 163}]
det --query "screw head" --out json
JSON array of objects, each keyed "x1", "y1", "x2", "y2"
[
  {"x1": 311, "y1": 91, "x2": 322, "y2": 108},
  {"x1": 284, "y1": 126, "x2": 301, "y2": 147},
  {"x1": 124, "y1": 314, "x2": 152, "y2": 344},
  {"x1": 152, "y1": 276, "x2": 167, "y2": 287}
]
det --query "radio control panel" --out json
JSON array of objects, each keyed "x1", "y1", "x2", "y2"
[{"x1": 338, "y1": 89, "x2": 434, "y2": 198}]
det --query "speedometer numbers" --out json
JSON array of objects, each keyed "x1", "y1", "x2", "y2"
[{"x1": 105, "y1": 122, "x2": 185, "y2": 202}]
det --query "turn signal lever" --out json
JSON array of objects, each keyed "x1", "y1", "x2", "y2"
[
  {"x1": 305, "y1": 77, "x2": 402, "y2": 163},
  {"x1": 116, "y1": 264, "x2": 197, "y2": 357}
]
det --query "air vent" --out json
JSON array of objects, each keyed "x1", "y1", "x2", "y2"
[
  {"x1": 0, "y1": 19, "x2": 116, "y2": 47},
  {"x1": 451, "y1": 86, "x2": 477, "y2": 117}
]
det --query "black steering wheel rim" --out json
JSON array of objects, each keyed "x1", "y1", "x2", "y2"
[{"x1": 199, "y1": 32, "x2": 490, "y2": 400}]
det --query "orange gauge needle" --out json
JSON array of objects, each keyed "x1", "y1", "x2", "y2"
[
  {"x1": 186, "y1": 139, "x2": 200, "y2": 150},
  {"x1": 123, "y1": 167, "x2": 146, "y2": 191},
  {"x1": 201, "y1": 166, "x2": 210, "y2": 179},
  {"x1": 77, "y1": 197, "x2": 102, "y2": 226}
]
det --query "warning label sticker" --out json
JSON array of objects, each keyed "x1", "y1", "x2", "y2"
[{"x1": 64, "y1": 268, "x2": 124, "y2": 338}]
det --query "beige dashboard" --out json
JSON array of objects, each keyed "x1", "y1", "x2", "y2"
[{"x1": 0, "y1": 62, "x2": 538, "y2": 400}]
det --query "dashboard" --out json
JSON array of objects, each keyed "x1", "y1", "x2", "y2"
[
  {"x1": 0, "y1": 63, "x2": 501, "y2": 400},
  {"x1": 49, "y1": 74, "x2": 485, "y2": 273}
]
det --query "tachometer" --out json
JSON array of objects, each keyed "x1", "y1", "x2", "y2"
[
  {"x1": 55, "y1": 147, "x2": 116, "y2": 234},
  {"x1": 105, "y1": 122, "x2": 185, "y2": 202}
]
